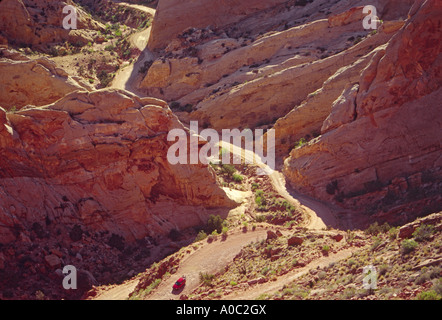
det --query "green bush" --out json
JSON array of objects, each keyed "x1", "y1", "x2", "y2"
[
  {"x1": 232, "y1": 173, "x2": 244, "y2": 183},
  {"x1": 207, "y1": 214, "x2": 224, "y2": 234},
  {"x1": 199, "y1": 272, "x2": 215, "y2": 286},
  {"x1": 194, "y1": 230, "x2": 207, "y2": 242},
  {"x1": 401, "y1": 239, "x2": 418, "y2": 254},
  {"x1": 412, "y1": 224, "x2": 434, "y2": 242},
  {"x1": 221, "y1": 164, "x2": 236, "y2": 175},
  {"x1": 416, "y1": 290, "x2": 441, "y2": 300},
  {"x1": 365, "y1": 222, "x2": 391, "y2": 235}
]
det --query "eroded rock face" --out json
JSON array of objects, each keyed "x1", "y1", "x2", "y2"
[
  {"x1": 147, "y1": 0, "x2": 288, "y2": 50},
  {"x1": 0, "y1": 89, "x2": 235, "y2": 244},
  {"x1": 283, "y1": 0, "x2": 442, "y2": 224},
  {"x1": 139, "y1": 0, "x2": 415, "y2": 132},
  {"x1": 0, "y1": 0, "x2": 104, "y2": 49},
  {"x1": 0, "y1": 48, "x2": 92, "y2": 110}
]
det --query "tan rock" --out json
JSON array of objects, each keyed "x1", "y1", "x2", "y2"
[
  {"x1": 0, "y1": 0, "x2": 104, "y2": 48},
  {"x1": 0, "y1": 50, "x2": 91, "y2": 110}
]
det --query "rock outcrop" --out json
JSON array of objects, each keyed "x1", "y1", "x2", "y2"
[
  {"x1": 139, "y1": 0, "x2": 415, "y2": 131},
  {"x1": 0, "y1": 89, "x2": 235, "y2": 245},
  {"x1": 0, "y1": 48, "x2": 92, "y2": 110},
  {"x1": 0, "y1": 0, "x2": 104, "y2": 50},
  {"x1": 147, "y1": 0, "x2": 288, "y2": 50},
  {"x1": 283, "y1": 0, "x2": 442, "y2": 224}
]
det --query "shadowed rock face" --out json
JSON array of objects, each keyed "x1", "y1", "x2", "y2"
[
  {"x1": 0, "y1": 89, "x2": 235, "y2": 244},
  {"x1": 147, "y1": 0, "x2": 288, "y2": 51},
  {"x1": 0, "y1": 0, "x2": 104, "y2": 49},
  {"x1": 283, "y1": 0, "x2": 442, "y2": 224}
]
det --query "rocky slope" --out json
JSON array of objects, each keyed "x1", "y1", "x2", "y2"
[
  {"x1": 283, "y1": 0, "x2": 442, "y2": 225},
  {"x1": 0, "y1": 87, "x2": 235, "y2": 299},
  {"x1": 122, "y1": 212, "x2": 442, "y2": 301},
  {"x1": 0, "y1": 0, "x2": 105, "y2": 51},
  {"x1": 147, "y1": 0, "x2": 288, "y2": 51},
  {"x1": 138, "y1": 0, "x2": 415, "y2": 131}
]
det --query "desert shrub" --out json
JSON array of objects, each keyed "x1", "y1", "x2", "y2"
[
  {"x1": 194, "y1": 230, "x2": 207, "y2": 242},
  {"x1": 364, "y1": 222, "x2": 391, "y2": 235},
  {"x1": 199, "y1": 272, "x2": 215, "y2": 286},
  {"x1": 401, "y1": 239, "x2": 418, "y2": 254},
  {"x1": 221, "y1": 164, "x2": 236, "y2": 175},
  {"x1": 206, "y1": 214, "x2": 224, "y2": 234},
  {"x1": 232, "y1": 173, "x2": 244, "y2": 183},
  {"x1": 416, "y1": 290, "x2": 441, "y2": 300},
  {"x1": 294, "y1": 138, "x2": 307, "y2": 149},
  {"x1": 97, "y1": 70, "x2": 114, "y2": 87},
  {"x1": 412, "y1": 224, "x2": 434, "y2": 242}
]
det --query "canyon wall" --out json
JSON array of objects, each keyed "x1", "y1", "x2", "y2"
[{"x1": 283, "y1": 0, "x2": 442, "y2": 224}]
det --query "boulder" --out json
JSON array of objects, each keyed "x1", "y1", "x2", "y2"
[{"x1": 288, "y1": 236, "x2": 304, "y2": 246}]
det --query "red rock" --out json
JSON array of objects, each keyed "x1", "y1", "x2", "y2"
[
  {"x1": 266, "y1": 230, "x2": 278, "y2": 240},
  {"x1": 288, "y1": 236, "x2": 304, "y2": 246},
  {"x1": 283, "y1": 0, "x2": 442, "y2": 222},
  {"x1": 44, "y1": 254, "x2": 61, "y2": 269},
  {"x1": 0, "y1": 89, "x2": 235, "y2": 244},
  {"x1": 330, "y1": 234, "x2": 344, "y2": 242}
]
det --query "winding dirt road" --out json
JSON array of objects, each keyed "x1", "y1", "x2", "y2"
[
  {"x1": 111, "y1": 3, "x2": 155, "y2": 94},
  {"x1": 93, "y1": 3, "x2": 362, "y2": 299}
]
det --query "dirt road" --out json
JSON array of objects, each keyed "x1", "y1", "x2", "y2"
[
  {"x1": 217, "y1": 140, "x2": 345, "y2": 231},
  {"x1": 111, "y1": 4, "x2": 155, "y2": 94},
  {"x1": 221, "y1": 247, "x2": 356, "y2": 300},
  {"x1": 93, "y1": 3, "x2": 359, "y2": 299},
  {"x1": 147, "y1": 228, "x2": 268, "y2": 300}
]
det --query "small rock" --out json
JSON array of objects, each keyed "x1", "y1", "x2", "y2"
[
  {"x1": 330, "y1": 234, "x2": 344, "y2": 242},
  {"x1": 266, "y1": 230, "x2": 278, "y2": 240},
  {"x1": 288, "y1": 236, "x2": 303, "y2": 246},
  {"x1": 398, "y1": 225, "x2": 416, "y2": 239},
  {"x1": 44, "y1": 254, "x2": 61, "y2": 269}
]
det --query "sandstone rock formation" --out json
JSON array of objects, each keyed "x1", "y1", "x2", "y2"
[
  {"x1": 283, "y1": 0, "x2": 442, "y2": 224},
  {"x1": 0, "y1": 89, "x2": 235, "y2": 245},
  {"x1": 0, "y1": 0, "x2": 104, "y2": 50},
  {"x1": 139, "y1": 0, "x2": 416, "y2": 131},
  {"x1": 0, "y1": 48, "x2": 92, "y2": 110},
  {"x1": 147, "y1": 0, "x2": 288, "y2": 50}
]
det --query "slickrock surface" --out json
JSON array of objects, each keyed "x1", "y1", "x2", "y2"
[{"x1": 0, "y1": 48, "x2": 92, "y2": 109}]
